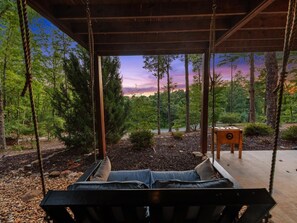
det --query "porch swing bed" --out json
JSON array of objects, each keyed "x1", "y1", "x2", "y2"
[{"x1": 41, "y1": 158, "x2": 275, "y2": 223}]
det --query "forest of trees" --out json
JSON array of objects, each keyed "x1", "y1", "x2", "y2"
[{"x1": 1, "y1": 2, "x2": 297, "y2": 150}]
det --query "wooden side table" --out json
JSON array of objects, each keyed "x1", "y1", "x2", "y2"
[{"x1": 214, "y1": 127, "x2": 243, "y2": 159}]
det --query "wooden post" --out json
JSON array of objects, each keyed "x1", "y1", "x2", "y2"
[
  {"x1": 200, "y1": 51, "x2": 210, "y2": 155},
  {"x1": 94, "y1": 55, "x2": 106, "y2": 159}
]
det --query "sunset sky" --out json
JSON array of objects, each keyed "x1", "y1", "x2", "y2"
[{"x1": 120, "y1": 55, "x2": 265, "y2": 96}]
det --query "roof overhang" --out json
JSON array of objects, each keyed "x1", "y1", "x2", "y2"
[{"x1": 27, "y1": 0, "x2": 292, "y2": 55}]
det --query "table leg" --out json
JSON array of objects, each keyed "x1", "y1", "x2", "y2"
[
  {"x1": 216, "y1": 143, "x2": 221, "y2": 159},
  {"x1": 231, "y1": 144, "x2": 234, "y2": 153},
  {"x1": 239, "y1": 133, "x2": 243, "y2": 159}
]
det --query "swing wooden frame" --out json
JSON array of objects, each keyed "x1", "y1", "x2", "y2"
[{"x1": 40, "y1": 160, "x2": 275, "y2": 223}]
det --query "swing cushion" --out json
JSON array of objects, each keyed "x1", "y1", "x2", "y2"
[
  {"x1": 92, "y1": 156, "x2": 111, "y2": 181},
  {"x1": 152, "y1": 178, "x2": 233, "y2": 188},
  {"x1": 151, "y1": 170, "x2": 200, "y2": 185},
  {"x1": 107, "y1": 169, "x2": 152, "y2": 187},
  {"x1": 195, "y1": 158, "x2": 218, "y2": 180},
  {"x1": 68, "y1": 180, "x2": 149, "y2": 190}
]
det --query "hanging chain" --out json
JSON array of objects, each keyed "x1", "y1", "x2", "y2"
[
  {"x1": 16, "y1": 0, "x2": 46, "y2": 197},
  {"x1": 209, "y1": 0, "x2": 217, "y2": 163},
  {"x1": 269, "y1": 0, "x2": 297, "y2": 196},
  {"x1": 86, "y1": 0, "x2": 98, "y2": 161}
]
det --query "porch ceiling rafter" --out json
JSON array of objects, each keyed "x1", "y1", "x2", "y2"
[
  {"x1": 27, "y1": 0, "x2": 292, "y2": 55},
  {"x1": 215, "y1": 0, "x2": 275, "y2": 47}
]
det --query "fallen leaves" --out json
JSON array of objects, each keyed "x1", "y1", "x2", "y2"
[{"x1": 0, "y1": 170, "x2": 79, "y2": 222}]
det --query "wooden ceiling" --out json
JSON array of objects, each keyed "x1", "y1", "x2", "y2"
[{"x1": 27, "y1": 0, "x2": 293, "y2": 55}]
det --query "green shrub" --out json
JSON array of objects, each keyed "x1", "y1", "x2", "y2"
[
  {"x1": 281, "y1": 126, "x2": 297, "y2": 141},
  {"x1": 243, "y1": 123, "x2": 273, "y2": 136},
  {"x1": 129, "y1": 130, "x2": 154, "y2": 149},
  {"x1": 219, "y1": 113, "x2": 241, "y2": 125},
  {"x1": 172, "y1": 131, "x2": 184, "y2": 140}
]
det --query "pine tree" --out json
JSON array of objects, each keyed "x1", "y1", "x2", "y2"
[
  {"x1": 53, "y1": 49, "x2": 128, "y2": 150},
  {"x1": 52, "y1": 50, "x2": 93, "y2": 150},
  {"x1": 102, "y1": 56, "x2": 129, "y2": 144}
]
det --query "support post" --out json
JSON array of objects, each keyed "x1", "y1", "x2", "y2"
[
  {"x1": 94, "y1": 55, "x2": 106, "y2": 159},
  {"x1": 200, "y1": 51, "x2": 210, "y2": 154}
]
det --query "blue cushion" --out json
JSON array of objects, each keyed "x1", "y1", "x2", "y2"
[
  {"x1": 108, "y1": 169, "x2": 152, "y2": 187},
  {"x1": 151, "y1": 170, "x2": 200, "y2": 184},
  {"x1": 152, "y1": 178, "x2": 233, "y2": 188},
  {"x1": 68, "y1": 181, "x2": 150, "y2": 222},
  {"x1": 68, "y1": 181, "x2": 148, "y2": 190}
]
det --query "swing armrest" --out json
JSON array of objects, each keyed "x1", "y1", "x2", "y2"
[
  {"x1": 76, "y1": 160, "x2": 102, "y2": 182},
  {"x1": 213, "y1": 160, "x2": 241, "y2": 188}
]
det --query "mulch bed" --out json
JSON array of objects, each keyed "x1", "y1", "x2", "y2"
[{"x1": 0, "y1": 132, "x2": 295, "y2": 222}]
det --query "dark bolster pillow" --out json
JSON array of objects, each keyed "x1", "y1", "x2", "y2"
[
  {"x1": 152, "y1": 178, "x2": 234, "y2": 188},
  {"x1": 68, "y1": 181, "x2": 148, "y2": 190},
  {"x1": 151, "y1": 170, "x2": 200, "y2": 183},
  {"x1": 194, "y1": 158, "x2": 218, "y2": 180},
  {"x1": 92, "y1": 156, "x2": 111, "y2": 181},
  {"x1": 107, "y1": 169, "x2": 152, "y2": 187}
]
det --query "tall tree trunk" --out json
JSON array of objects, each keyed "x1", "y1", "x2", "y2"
[
  {"x1": 185, "y1": 54, "x2": 190, "y2": 132},
  {"x1": 229, "y1": 62, "x2": 234, "y2": 112},
  {"x1": 52, "y1": 56, "x2": 57, "y2": 131},
  {"x1": 157, "y1": 56, "x2": 161, "y2": 135},
  {"x1": 166, "y1": 61, "x2": 172, "y2": 132},
  {"x1": 249, "y1": 52, "x2": 256, "y2": 123},
  {"x1": 198, "y1": 68, "x2": 202, "y2": 130},
  {"x1": 17, "y1": 95, "x2": 20, "y2": 144},
  {"x1": 264, "y1": 52, "x2": 278, "y2": 129},
  {"x1": 0, "y1": 48, "x2": 8, "y2": 149},
  {"x1": 62, "y1": 33, "x2": 68, "y2": 92},
  {"x1": 2, "y1": 56, "x2": 7, "y2": 109},
  {"x1": 2, "y1": 28, "x2": 12, "y2": 110},
  {"x1": 0, "y1": 81, "x2": 6, "y2": 150}
]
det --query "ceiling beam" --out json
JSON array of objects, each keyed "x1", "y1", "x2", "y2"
[
  {"x1": 95, "y1": 45, "x2": 290, "y2": 56},
  {"x1": 95, "y1": 48, "x2": 206, "y2": 56},
  {"x1": 242, "y1": 14, "x2": 287, "y2": 30},
  {"x1": 70, "y1": 18, "x2": 231, "y2": 34},
  {"x1": 215, "y1": 0, "x2": 275, "y2": 47},
  {"x1": 262, "y1": 0, "x2": 288, "y2": 14},
  {"x1": 93, "y1": 38, "x2": 292, "y2": 54},
  {"x1": 77, "y1": 29, "x2": 286, "y2": 45},
  {"x1": 229, "y1": 29, "x2": 285, "y2": 40},
  {"x1": 94, "y1": 42, "x2": 207, "y2": 52},
  {"x1": 53, "y1": 0, "x2": 287, "y2": 21},
  {"x1": 86, "y1": 32, "x2": 216, "y2": 44},
  {"x1": 53, "y1": 1, "x2": 249, "y2": 20},
  {"x1": 220, "y1": 39, "x2": 285, "y2": 48},
  {"x1": 70, "y1": 13, "x2": 286, "y2": 35}
]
